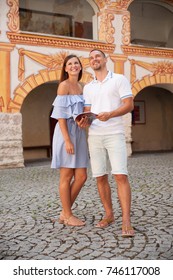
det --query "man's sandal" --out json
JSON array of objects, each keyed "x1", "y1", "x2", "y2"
[
  {"x1": 122, "y1": 225, "x2": 135, "y2": 237},
  {"x1": 95, "y1": 217, "x2": 115, "y2": 228},
  {"x1": 64, "y1": 215, "x2": 86, "y2": 227}
]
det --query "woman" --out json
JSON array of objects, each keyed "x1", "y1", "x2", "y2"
[{"x1": 51, "y1": 54, "x2": 89, "y2": 226}]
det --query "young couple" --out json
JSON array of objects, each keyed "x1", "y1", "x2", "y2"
[{"x1": 51, "y1": 49, "x2": 134, "y2": 237}]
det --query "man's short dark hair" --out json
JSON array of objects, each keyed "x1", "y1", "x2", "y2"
[{"x1": 89, "y1": 49, "x2": 106, "y2": 57}]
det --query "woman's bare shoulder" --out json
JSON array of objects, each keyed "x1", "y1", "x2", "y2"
[{"x1": 57, "y1": 80, "x2": 69, "y2": 95}]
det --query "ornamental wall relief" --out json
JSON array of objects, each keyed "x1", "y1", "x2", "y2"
[
  {"x1": 4, "y1": 0, "x2": 173, "y2": 113},
  {"x1": 121, "y1": 12, "x2": 130, "y2": 46},
  {"x1": 17, "y1": 48, "x2": 91, "y2": 81},
  {"x1": 7, "y1": 0, "x2": 19, "y2": 32},
  {"x1": 95, "y1": 0, "x2": 111, "y2": 9},
  {"x1": 7, "y1": 49, "x2": 92, "y2": 112},
  {"x1": 130, "y1": 59, "x2": 173, "y2": 96},
  {"x1": 98, "y1": 10, "x2": 115, "y2": 43},
  {"x1": 109, "y1": 0, "x2": 133, "y2": 10},
  {"x1": 130, "y1": 59, "x2": 173, "y2": 84}
]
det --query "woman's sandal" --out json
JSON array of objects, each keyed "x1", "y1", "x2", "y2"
[
  {"x1": 122, "y1": 225, "x2": 135, "y2": 237},
  {"x1": 58, "y1": 213, "x2": 65, "y2": 224},
  {"x1": 95, "y1": 217, "x2": 115, "y2": 228},
  {"x1": 64, "y1": 215, "x2": 86, "y2": 227}
]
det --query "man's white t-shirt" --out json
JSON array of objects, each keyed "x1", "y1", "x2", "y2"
[{"x1": 83, "y1": 71, "x2": 133, "y2": 135}]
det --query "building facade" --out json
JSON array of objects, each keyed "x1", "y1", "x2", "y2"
[{"x1": 0, "y1": 0, "x2": 173, "y2": 168}]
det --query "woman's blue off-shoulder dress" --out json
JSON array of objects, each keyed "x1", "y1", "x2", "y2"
[{"x1": 51, "y1": 95, "x2": 89, "y2": 169}]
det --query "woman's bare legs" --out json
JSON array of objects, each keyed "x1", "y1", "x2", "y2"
[
  {"x1": 59, "y1": 168, "x2": 74, "y2": 218},
  {"x1": 70, "y1": 168, "x2": 87, "y2": 203},
  {"x1": 59, "y1": 167, "x2": 87, "y2": 226}
]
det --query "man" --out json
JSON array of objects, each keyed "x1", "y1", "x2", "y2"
[{"x1": 80, "y1": 49, "x2": 134, "y2": 237}]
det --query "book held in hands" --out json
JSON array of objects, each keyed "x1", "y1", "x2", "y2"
[{"x1": 75, "y1": 111, "x2": 98, "y2": 124}]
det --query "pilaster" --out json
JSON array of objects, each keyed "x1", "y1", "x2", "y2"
[
  {"x1": 0, "y1": 43, "x2": 15, "y2": 112},
  {"x1": 110, "y1": 54, "x2": 127, "y2": 74}
]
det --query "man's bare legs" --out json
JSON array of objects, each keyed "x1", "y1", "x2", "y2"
[
  {"x1": 95, "y1": 174, "x2": 115, "y2": 227},
  {"x1": 95, "y1": 173, "x2": 134, "y2": 235},
  {"x1": 114, "y1": 174, "x2": 134, "y2": 236},
  {"x1": 59, "y1": 167, "x2": 87, "y2": 226}
]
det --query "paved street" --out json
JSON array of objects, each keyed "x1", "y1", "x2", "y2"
[{"x1": 0, "y1": 152, "x2": 173, "y2": 260}]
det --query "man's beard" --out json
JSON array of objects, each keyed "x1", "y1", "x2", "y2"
[{"x1": 93, "y1": 64, "x2": 102, "y2": 71}]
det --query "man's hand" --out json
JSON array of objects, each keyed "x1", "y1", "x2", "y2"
[{"x1": 97, "y1": 112, "x2": 111, "y2": 122}]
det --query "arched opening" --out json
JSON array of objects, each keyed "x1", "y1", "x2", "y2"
[
  {"x1": 19, "y1": 0, "x2": 95, "y2": 40},
  {"x1": 129, "y1": 0, "x2": 173, "y2": 48},
  {"x1": 132, "y1": 85, "x2": 173, "y2": 153},
  {"x1": 21, "y1": 82, "x2": 57, "y2": 161}
]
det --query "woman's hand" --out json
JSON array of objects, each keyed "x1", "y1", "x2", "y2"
[
  {"x1": 77, "y1": 116, "x2": 90, "y2": 128},
  {"x1": 65, "y1": 140, "x2": 74, "y2": 154}
]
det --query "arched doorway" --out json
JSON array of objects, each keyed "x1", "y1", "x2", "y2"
[
  {"x1": 132, "y1": 85, "x2": 173, "y2": 153},
  {"x1": 21, "y1": 82, "x2": 57, "y2": 160}
]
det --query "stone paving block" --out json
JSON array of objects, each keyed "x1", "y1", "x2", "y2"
[
  {"x1": 89, "y1": 250, "x2": 102, "y2": 258},
  {"x1": 34, "y1": 254, "x2": 55, "y2": 260},
  {"x1": 101, "y1": 252, "x2": 115, "y2": 258},
  {"x1": 133, "y1": 253, "x2": 148, "y2": 259},
  {"x1": 78, "y1": 248, "x2": 93, "y2": 257},
  {"x1": 2, "y1": 256, "x2": 17, "y2": 260}
]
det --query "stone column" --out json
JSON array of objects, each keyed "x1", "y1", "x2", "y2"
[
  {"x1": 0, "y1": 113, "x2": 24, "y2": 169},
  {"x1": 0, "y1": 44, "x2": 24, "y2": 168}
]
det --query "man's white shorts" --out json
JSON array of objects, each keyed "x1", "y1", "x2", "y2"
[{"x1": 88, "y1": 134, "x2": 128, "y2": 177}]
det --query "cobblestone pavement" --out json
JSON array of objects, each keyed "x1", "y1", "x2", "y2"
[{"x1": 0, "y1": 153, "x2": 173, "y2": 260}]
